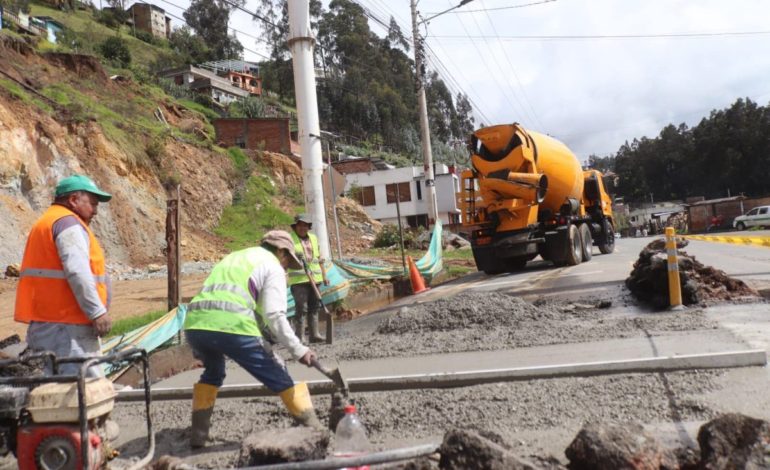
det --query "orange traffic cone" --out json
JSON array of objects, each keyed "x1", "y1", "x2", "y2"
[{"x1": 407, "y1": 256, "x2": 429, "y2": 294}]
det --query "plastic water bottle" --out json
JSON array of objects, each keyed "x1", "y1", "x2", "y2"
[{"x1": 333, "y1": 405, "x2": 371, "y2": 470}]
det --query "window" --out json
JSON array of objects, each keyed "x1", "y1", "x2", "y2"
[
  {"x1": 760, "y1": 207, "x2": 768, "y2": 215},
  {"x1": 415, "y1": 180, "x2": 422, "y2": 200},
  {"x1": 386, "y1": 182, "x2": 411, "y2": 203},
  {"x1": 747, "y1": 208, "x2": 759, "y2": 216},
  {"x1": 353, "y1": 186, "x2": 376, "y2": 206}
]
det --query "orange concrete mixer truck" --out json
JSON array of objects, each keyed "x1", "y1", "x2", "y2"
[{"x1": 458, "y1": 123, "x2": 616, "y2": 274}]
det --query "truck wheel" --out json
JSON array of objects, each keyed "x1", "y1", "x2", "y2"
[
  {"x1": 545, "y1": 232, "x2": 567, "y2": 266},
  {"x1": 564, "y1": 224, "x2": 583, "y2": 266},
  {"x1": 598, "y1": 219, "x2": 615, "y2": 254},
  {"x1": 579, "y1": 223, "x2": 593, "y2": 262},
  {"x1": 508, "y1": 256, "x2": 528, "y2": 271},
  {"x1": 736, "y1": 222, "x2": 746, "y2": 231}
]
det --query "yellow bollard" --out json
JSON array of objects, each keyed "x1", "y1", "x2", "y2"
[{"x1": 665, "y1": 227, "x2": 684, "y2": 310}]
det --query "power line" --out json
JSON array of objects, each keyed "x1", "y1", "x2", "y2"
[
  {"x1": 431, "y1": 30, "x2": 770, "y2": 41},
  {"x1": 478, "y1": 0, "x2": 544, "y2": 130},
  {"x1": 427, "y1": 0, "x2": 556, "y2": 15},
  {"x1": 442, "y1": 0, "x2": 529, "y2": 123}
]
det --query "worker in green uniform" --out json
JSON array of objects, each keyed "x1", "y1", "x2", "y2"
[
  {"x1": 184, "y1": 230, "x2": 322, "y2": 449},
  {"x1": 288, "y1": 214, "x2": 329, "y2": 343}
]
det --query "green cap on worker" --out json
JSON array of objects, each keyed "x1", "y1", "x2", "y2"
[{"x1": 55, "y1": 174, "x2": 112, "y2": 202}]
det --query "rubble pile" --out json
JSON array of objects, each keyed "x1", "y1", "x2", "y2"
[{"x1": 626, "y1": 239, "x2": 758, "y2": 308}]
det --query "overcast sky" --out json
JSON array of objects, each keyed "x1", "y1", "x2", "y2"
[{"x1": 157, "y1": 0, "x2": 770, "y2": 162}]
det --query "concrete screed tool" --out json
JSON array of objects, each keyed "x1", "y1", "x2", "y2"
[{"x1": 300, "y1": 258, "x2": 354, "y2": 429}]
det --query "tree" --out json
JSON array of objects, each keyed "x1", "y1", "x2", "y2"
[
  {"x1": 169, "y1": 26, "x2": 211, "y2": 65},
  {"x1": 99, "y1": 36, "x2": 131, "y2": 68},
  {"x1": 184, "y1": 0, "x2": 244, "y2": 60}
]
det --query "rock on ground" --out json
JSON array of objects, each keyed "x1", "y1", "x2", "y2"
[
  {"x1": 565, "y1": 422, "x2": 677, "y2": 470},
  {"x1": 439, "y1": 429, "x2": 538, "y2": 469},
  {"x1": 697, "y1": 413, "x2": 770, "y2": 469},
  {"x1": 237, "y1": 427, "x2": 330, "y2": 466}
]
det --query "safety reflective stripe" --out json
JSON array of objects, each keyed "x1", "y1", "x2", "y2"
[
  {"x1": 20, "y1": 268, "x2": 66, "y2": 279},
  {"x1": 19, "y1": 268, "x2": 108, "y2": 283},
  {"x1": 187, "y1": 300, "x2": 254, "y2": 316},
  {"x1": 200, "y1": 283, "x2": 255, "y2": 309}
]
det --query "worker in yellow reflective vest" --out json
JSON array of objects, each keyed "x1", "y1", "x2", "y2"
[
  {"x1": 288, "y1": 214, "x2": 328, "y2": 343},
  {"x1": 184, "y1": 230, "x2": 322, "y2": 448}
]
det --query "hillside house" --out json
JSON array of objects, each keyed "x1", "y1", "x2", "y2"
[
  {"x1": 199, "y1": 60, "x2": 262, "y2": 96},
  {"x1": 336, "y1": 160, "x2": 461, "y2": 228},
  {"x1": 160, "y1": 65, "x2": 250, "y2": 105},
  {"x1": 127, "y1": 2, "x2": 170, "y2": 39},
  {"x1": 213, "y1": 118, "x2": 291, "y2": 154},
  {"x1": 29, "y1": 16, "x2": 64, "y2": 43}
]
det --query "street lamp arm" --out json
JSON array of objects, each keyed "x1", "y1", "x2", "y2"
[{"x1": 419, "y1": 0, "x2": 476, "y2": 24}]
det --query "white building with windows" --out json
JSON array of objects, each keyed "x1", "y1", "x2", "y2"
[{"x1": 339, "y1": 161, "x2": 461, "y2": 227}]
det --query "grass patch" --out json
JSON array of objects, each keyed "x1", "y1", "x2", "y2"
[
  {"x1": 29, "y1": 2, "x2": 175, "y2": 69},
  {"x1": 215, "y1": 174, "x2": 294, "y2": 250},
  {"x1": 227, "y1": 146, "x2": 251, "y2": 175},
  {"x1": 0, "y1": 78, "x2": 53, "y2": 112},
  {"x1": 178, "y1": 98, "x2": 221, "y2": 121},
  {"x1": 107, "y1": 310, "x2": 167, "y2": 338}
]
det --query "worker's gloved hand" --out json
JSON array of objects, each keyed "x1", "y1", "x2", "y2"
[
  {"x1": 92, "y1": 314, "x2": 113, "y2": 337},
  {"x1": 299, "y1": 349, "x2": 317, "y2": 367}
]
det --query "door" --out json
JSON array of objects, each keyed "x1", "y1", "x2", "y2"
[{"x1": 751, "y1": 206, "x2": 770, "y2": 227}]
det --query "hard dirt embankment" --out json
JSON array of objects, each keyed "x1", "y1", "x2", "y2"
[{"x1": 111, "y1": 287, "x2": 756, "y2": 468}]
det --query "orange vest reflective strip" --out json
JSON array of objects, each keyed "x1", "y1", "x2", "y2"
[{"x1": 14, "y1": 205, "x2": 108, "y2": 325}]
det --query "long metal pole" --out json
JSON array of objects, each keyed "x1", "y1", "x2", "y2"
[
  {"x1": 395, "y1": 184, "x2": 407, "y2": 275},
  {"x1": 410, "y1": 0, "x2": 438, "y2": 225},
  {"x1": 288, "y1": 0, "x2": 330, "y2": 260},
  {"x1": 326, "y1": 139, "x2": 343, "y2": 259}
]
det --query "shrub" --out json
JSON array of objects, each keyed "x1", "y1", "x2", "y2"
[
  {"x1": 98, "y1": 36, "x2": 131, "y2": 68},
  {"x1": 374, "y1": 224, "x2": 416, "y2": 248}
]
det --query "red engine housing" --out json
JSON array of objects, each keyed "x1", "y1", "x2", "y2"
[{"x1": 16, "y1": 424, "x2": 103, "y2": 470}]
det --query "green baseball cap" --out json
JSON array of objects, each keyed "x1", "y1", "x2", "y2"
[{"x1": 55, "y1": 175, "x2": 112, "y2": 202}]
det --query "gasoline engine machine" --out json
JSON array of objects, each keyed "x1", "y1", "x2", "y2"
[{"x1": 0, "y1": 348, "x2": 154, "y2": 470}]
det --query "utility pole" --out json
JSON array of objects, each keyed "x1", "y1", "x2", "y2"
[
  {"x1": 287, "y1": 0, "x2": 330, "y2": 259},
  {"x1": 410, "y1": 0, "x2": 439, "y2": 226}
]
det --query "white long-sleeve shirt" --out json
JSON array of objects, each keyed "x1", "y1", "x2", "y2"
[
  {"x1": 247, "y1": 259, "x2": 309, "y2": 360},
  {"x1": 53, "y1": 216, "x2": 109, "y2": 320}
]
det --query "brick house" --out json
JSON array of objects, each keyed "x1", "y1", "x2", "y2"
[
  {"x1": 213, "y1": 118, "x2": 291, "y2": 154},
  {"x1": 127, "y1": 2, "x2": 170, "y2": 39}
]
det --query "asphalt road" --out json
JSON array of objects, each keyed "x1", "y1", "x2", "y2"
[{"x1": 392, "y1": 229, "x2": 770, "y2": 307}]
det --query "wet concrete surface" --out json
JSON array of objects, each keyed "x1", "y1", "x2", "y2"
[{"x1": 108, "y1": 237, "x2": 770, "y2": 468}]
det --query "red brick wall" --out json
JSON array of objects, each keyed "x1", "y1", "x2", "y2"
[
  {"x1": 214, "y1": 118, "x2": 291, "y2": 154},
  {"x1": 687, "y1": 196, "x2": 770, "y2": 232}
]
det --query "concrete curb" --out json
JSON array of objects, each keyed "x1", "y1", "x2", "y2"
[{"x1": 116, "y1": 349, "x2": 767, "y2": 402}]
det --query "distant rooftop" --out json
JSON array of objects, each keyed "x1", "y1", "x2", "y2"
[{"x1": 198, "y1": 60, "x2": 259, "y2": 76}]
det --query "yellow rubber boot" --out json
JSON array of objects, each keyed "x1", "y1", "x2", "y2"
[
  {"x1": 279, "y1": 382, "x2": 324, "y2": 430},
  {"x1": 191, "y1": 383, "x2": 218, "y2": 448}
]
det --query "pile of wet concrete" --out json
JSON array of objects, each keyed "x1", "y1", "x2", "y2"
[
  {"x1": 147, "y1": 412, "x2": 770, "y2": 470},
  {"x1": 625, "y1": 239, "x2": 759, "y2": 308},
  {"x1": 318, "y1": 291, "x2": 716, "y2": 361}
]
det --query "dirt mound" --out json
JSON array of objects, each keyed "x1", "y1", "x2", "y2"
[
  {"x1": 377, "y1": 292, "x2": 560, "y2": 334},
  {"x1": 44, "y1": 53, "x2": 108, "y2": 83},
  {"x1": 626, "y1": 239, "x2": 759, "y2": 308}
]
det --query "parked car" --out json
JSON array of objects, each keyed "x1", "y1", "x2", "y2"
[{"x1": 733, "y1": 205, "x2": 770, "y2": 230}]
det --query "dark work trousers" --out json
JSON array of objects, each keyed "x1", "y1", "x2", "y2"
[{"x1": 290, "y1": 282, "x2": 319, "y2": 339}]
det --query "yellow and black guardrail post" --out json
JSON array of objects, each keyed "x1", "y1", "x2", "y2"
[{"x1": 665, "y1": 227, "x2": 684, "y2": 310}]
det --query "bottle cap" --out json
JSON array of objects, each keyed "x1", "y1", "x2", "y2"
[{"x1": 344, "y1": 405, "x2": 356, "y2": 414}]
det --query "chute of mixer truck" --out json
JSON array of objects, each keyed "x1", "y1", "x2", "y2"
[{"x1": 457, "y1": 123, "x2": 616, "y2": 274}]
